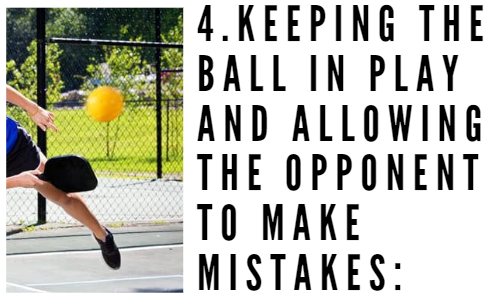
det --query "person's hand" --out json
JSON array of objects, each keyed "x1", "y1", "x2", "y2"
[
  {"x1": 13, "y1": 170, "x2": 44, "y2": 188},
  {"x1": 30, "y1": 106, "x2": 58, "y2": 132}
]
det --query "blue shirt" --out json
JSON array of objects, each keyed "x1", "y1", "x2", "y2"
[{"x1": 6, "y1": 117, "x2": 18, "y2": 154}]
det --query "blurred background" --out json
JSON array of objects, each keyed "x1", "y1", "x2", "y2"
[{"x1": 6, "y1": 8, "x2": 183, "y2": 226}]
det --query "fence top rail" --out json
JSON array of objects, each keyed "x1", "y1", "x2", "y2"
[
  {"x1": 48, "y1": 37, "x2": 183, "y2": 49},
  {"x1": 162, "y1": 69, "x2": 183, "y2": 73}
]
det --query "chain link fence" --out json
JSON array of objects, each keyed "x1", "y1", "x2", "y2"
[{"x1": 7, "y1": 8, "x2": 183, "y2": 225}]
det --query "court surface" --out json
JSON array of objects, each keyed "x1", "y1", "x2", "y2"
[{"x1": 6, "y1": 223, "x2": 183, "y2": 293}]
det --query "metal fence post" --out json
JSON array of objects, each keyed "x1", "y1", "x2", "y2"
[
  {"x1": 156, "y1": 7, "x2": 163, "y2": 179},
  {"x1": 36, "y1": 7, "x2": 47, "y2": 224}
]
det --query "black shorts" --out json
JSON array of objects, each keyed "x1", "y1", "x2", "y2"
[{"x1": 7, "y1": 126, "x2": 42, "y2": 177}]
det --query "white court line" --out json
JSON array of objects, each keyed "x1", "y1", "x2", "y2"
[
  {"x1": 26, "y1": 275, "x2": 183, "y2": 287},
  {"x1": 7, "y1": 244, "x2": 183, "y2": 258},
  {"x1": 6, "y1": 244, "x2": 184, "y2": 293},
  {"x1": 6, "y1": 282, "x2": 48, "y2": 293}
]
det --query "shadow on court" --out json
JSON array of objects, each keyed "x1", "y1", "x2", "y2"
[{"x1": 6, "y1": 223, "x2": 183, "y2": 293}]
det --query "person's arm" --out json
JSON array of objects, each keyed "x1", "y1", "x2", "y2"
[
  {"x1": 6, "y1": 85, "x2": 58, "y2": 132},
  {"x1": 7, "y1": 175, "x2": 25, "y2": 189},
  {"x1": 6, "y1": 170, "x2": 44, "y2": 189},
  {"x1": 6, "y1": 85, "x2": 39, "y2": 114}
]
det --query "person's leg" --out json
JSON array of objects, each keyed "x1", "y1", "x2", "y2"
[
  {"x1": 8, "y1": 124, "x2": 120, "y2": 269},
  {"x1": 34, "y1": 154, "x2": 107, "y2": 241},
  {"x1": 35, "y1": 154, "x2": 120, "y2": 269}
]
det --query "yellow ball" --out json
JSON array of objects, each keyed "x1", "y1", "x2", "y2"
[{"x1": 86, "y1": 86, "x2": 124, "y2": 122}]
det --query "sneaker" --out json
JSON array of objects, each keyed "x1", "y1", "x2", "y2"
[{"x1": 94, "y1": 227, "x2": 121, "y2": 270}]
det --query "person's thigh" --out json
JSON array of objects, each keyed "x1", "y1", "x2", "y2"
[{"x1": 7, "y1": 127, "x2": 42, "y2": 177}]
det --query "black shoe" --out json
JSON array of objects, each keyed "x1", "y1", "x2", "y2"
[{"x1": 95, "y1": 228, "x2": 121, "y2": 270}]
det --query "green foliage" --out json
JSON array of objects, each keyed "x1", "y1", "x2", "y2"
[
  {"x1": 7, "y1": 8, "x2": 183, "y2": 163},
  {"x1": 84, "y1": 15, "x2": 185, "y2": 103},
  {"x1": 161, "y1": 15, "x2": 183, "y2": 103},
  {"x1": 81, "y1": 14, "x2": 184, "y2": 104},
  {"x1": 6, "y1": 8, "x2": 36, "y2": 71},
  {"x1": 8, "y1": 8, "x2": 183, "y2": 101},
  {"x1": 7, "y1": 40, "x2": 64, "y2": 136},
  {"x1": 6, "y1": 60, "x2": 16, "y2": 73},
  {"x1": 6, "y1": 40, "x2": 64, "y2": 104},
  {"x1": 46, "y1": 8, "x2": 88, "y2": 38},
  {"x1": 81, "y1": 43, "x2": 150, "y2": 104}
]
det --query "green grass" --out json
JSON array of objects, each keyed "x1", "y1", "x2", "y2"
[{"x1": 9, "y1": 106, "x2": 183, "y2": 179}]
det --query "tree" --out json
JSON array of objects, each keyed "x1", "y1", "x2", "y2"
[
  {"x1": 7, "y1": 8, "x2": 36, "y2": 82},
  {"x1": 7, "y1": 40, "x2": 64, "y2": 103}
]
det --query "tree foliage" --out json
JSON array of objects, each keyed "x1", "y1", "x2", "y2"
[{"x1": 7, "y1": 8, "x2": 183, "y2": 104}]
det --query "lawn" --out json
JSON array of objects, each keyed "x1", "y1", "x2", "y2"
[{"x1": 8, "y1": 106, "x2": 183, "y2": 179}]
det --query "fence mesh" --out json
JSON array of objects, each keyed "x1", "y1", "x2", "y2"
[{"x1": 6, "y1": 8, "x2": 183, "y2": 225}]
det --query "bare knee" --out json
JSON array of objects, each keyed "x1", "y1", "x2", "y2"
[{"x1": 35, "y1": 180, "x2": 84, "y2": 208}]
